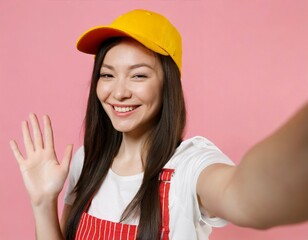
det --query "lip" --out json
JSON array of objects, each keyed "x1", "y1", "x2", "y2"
[{"x1": 109, "y1": 103, "x2": 140, "y2": 116}]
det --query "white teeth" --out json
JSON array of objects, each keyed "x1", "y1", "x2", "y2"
[{"x1": 114, "y1": 106, "x2": 135, "y2": 113}]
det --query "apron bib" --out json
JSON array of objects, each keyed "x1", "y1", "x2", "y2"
[{"x1": 75, "y1": 168, "x2": 174, "y2": 240}]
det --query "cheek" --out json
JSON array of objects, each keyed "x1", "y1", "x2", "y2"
[
  {"x1": 96, "y1": 81, "x2": 110, "y2": 101},
  {"x1": 139, "y1": 84, "x2": 163, "y2": 107}
]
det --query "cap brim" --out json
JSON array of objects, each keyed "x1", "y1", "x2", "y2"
[{"x1": 76, "y1": 26, "x2": 168, "y2": 56}]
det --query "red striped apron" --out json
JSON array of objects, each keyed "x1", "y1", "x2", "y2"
[{"x1": 75, "y1": 168, "x2": 175, "y2": 240}]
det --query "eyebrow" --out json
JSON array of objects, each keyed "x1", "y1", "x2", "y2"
[{"x1": 101, "y1": 63, "x2": 155, "y2": 71}]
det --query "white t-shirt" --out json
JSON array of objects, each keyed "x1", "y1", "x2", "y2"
[{"x1": 64, "y1": 136, "x2": 234, "y2": 239}]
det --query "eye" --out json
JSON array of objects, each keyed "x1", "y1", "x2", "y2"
[
  {"x1": 99, "y1": 73, "x2": 114, "y2": 79},
  {"x1": 132, "y1": 74, "x2": 147, "y2": 80}
]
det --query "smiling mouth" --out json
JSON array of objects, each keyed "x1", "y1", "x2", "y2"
[{"x1": 113, "y1": 106, "x2": 138, "y2": 113}]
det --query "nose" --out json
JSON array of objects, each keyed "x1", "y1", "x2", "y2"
[{"x1": 113, "y1": 78, "x2": 131, "y2": 101}]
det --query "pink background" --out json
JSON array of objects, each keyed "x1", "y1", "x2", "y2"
[{"x1": 1, "y1": 0, "x2": 307, "y2": 239}]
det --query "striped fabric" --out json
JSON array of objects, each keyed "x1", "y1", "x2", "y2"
[
  {"x1": 75, "y1": 168, "x2": 175, "y2": 240},
  {"x1": 159, "y1": 169, "x2": 174, "y2": 240},
  {"x1": 75, "y1": 213, "x2": 138, "y2": 240}
]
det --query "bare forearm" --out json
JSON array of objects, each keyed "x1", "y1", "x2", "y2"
[
  {"x1": 32, "y1": 199, "x2": 64, "y2": 240},
  {"x1": 10, "y1": 114, "x2": 72, "y2": 239},
  {"x1": 232, "y1": 103, "x2": 308, "y2": 228}
]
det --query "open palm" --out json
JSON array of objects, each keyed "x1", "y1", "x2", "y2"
[{"x1": 10, "y1": 114, "x2": 73, "y2": 206}]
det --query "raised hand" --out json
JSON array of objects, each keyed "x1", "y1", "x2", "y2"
[{"x1": 10, "y1": 113, "x2": 73, "y2": 207}]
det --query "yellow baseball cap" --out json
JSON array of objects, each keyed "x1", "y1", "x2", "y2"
[{"x1": 76, "y1": 9, "x2": 182, "y2": 72}]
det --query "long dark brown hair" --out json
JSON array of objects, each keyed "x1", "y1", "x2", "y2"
[{"x1": 66, "y1": 37, "x2": 186, "y2": 240}]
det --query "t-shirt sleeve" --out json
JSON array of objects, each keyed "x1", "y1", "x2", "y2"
[
  {"x1": 64, "y1": 146, "x2": 84, "y2": 206},
  {"x1": 170, "y1": 136, "x2": 234, "y2": 229},
  {"x1": 189, "y1": 137, "x2": 234, "y2": 227}
]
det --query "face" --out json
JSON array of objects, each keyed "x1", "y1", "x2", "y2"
[{"x1": 96, "y1": 39, "x2": 164, "y2": 137}]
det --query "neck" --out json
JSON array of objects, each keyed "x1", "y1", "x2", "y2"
[{"x1": 112, "y1": 131, "x2": 151, "y2": 176}]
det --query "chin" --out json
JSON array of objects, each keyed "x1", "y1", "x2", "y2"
[{"x1": 111, "y1": 124, "x2": 134, "y2": 133}]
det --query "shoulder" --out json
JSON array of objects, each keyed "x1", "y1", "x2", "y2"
[
  {"x1": 64, "y1": 146, "x2": 85, "y2": 205},
  {"x1": 168, "y1": 136, "x2": 233, "y2": 168},
  {"x1": 180, "y1": 136, "x2": 222, "y2": 150},
  {"x1": 166, "y1": 136, "x2": 234, "y2": 198},
  {"x1": 73, "y1": 146, "x2": 84, "y2": 164},
  {"x1": 166, "y1": 136, "x2": 234, "y2": 194},
  {"x1": 69, "y1": 146, "x2": 85, "y2": 178}
]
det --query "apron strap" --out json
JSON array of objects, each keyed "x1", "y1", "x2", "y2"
[{"x1": 159, "y1": 168, "x2": 174, "y2": 240}]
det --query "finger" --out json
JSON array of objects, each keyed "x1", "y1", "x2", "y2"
[
  {"x1": 22, "y1": 120, "x2": 34, "y2": 155},
  {"x1": 29, "y1": 113, "x2": 43, "y2": 150},
  {"x1": 43, "y1": 115, "x2": 55, "y2": 149},
  {"x1": 9, "y1": 140, "x2": 25, "y2": 164},
  {"x1": 61, "y1": 144, "x2": 73, "y2": 173}
]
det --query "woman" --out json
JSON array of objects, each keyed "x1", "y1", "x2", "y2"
[{"x1": 10, "y1": 9, "x2": 308, "y2": 240}]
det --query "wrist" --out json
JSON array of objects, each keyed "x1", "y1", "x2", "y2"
[{"x1": 30, "y1": 193, "x2": 59, "y2": 209}]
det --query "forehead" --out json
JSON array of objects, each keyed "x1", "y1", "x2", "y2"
[{"x1": 103, "y1": 38, "x2": 161, "y2": 67}]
